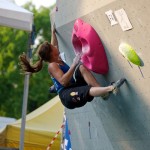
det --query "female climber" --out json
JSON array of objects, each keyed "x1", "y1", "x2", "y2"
[{"x1": 19, "y1": 27, "x2": 126, "y2": 109}]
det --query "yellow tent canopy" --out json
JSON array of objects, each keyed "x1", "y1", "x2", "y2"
[{"x1": 0, "y1": 96, "x2": 64, "y2": 150}]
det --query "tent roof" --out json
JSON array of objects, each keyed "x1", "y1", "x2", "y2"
[
  {"x1": 0, "y1": 0, "x2": 33, "y2": 31},
  {"x1": 13, "y1": 95, "x2": 64, "y2": 132},
  {"x1": 0, "y1": 117, "x2": 16, "y2": 129},
  {"x1": 0, "y1": 96, "x2": 64, "y2": 150}
]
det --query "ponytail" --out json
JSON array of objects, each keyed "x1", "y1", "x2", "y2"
[
  {"x1": 19, "y1": 53, "x2": 43, "y2": 73},
  {"x1": 19, "y1": 41, "x2": 53, "y2": 74}
]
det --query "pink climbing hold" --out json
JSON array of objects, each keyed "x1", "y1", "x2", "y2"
[{"x1": 72, "y1": 19, "x2": 109, "y2": 74}]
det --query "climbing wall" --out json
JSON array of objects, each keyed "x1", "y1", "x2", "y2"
[{"x1": 51, "y1": 0, "x2": 150, "y2": 149}]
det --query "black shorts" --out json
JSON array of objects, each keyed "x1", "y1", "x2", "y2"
[{"x1": 59, "y1": 64, "x2": 94, "y2": 109}]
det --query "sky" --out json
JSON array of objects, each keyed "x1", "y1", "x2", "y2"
[{"x1": 14, "y1": 0, "x2": 56, "y2": 9}]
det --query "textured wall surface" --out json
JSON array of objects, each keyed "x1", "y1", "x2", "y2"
[{"x1": 52, "y1": 0, "x2": 150, "y2": 149}]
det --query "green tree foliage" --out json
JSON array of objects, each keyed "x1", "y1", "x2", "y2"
[{"x1": 0, "y1": 2, "x2": 56, "y2": 119}]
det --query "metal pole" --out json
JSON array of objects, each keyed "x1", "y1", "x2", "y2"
[
  {"x1": 19, "y1": 73, "x2": 30, "y2": 150},
  {"x1": 19, "y1": 25, "x2": 35, "y2": 150}
]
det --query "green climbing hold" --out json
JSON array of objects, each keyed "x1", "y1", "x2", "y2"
[{"x1": 119, "y1": 43, "x2": 141, "y2": 66}]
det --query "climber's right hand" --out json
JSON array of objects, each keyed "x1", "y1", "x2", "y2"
[{"x1": 73, "y1": 53, "x2": 82, "y2": 66}]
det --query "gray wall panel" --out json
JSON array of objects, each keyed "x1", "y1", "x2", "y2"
[{"x1": 51, "y1": 0, "x2": 150, "y2": 149}]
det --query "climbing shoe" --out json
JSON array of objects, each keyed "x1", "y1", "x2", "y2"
[
  {"x1": 101, "y1": 78, "x2": 126, "y2": 100},
  {"x1": 111, "y1": 78, "x2": 126, "y2": 94}
]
